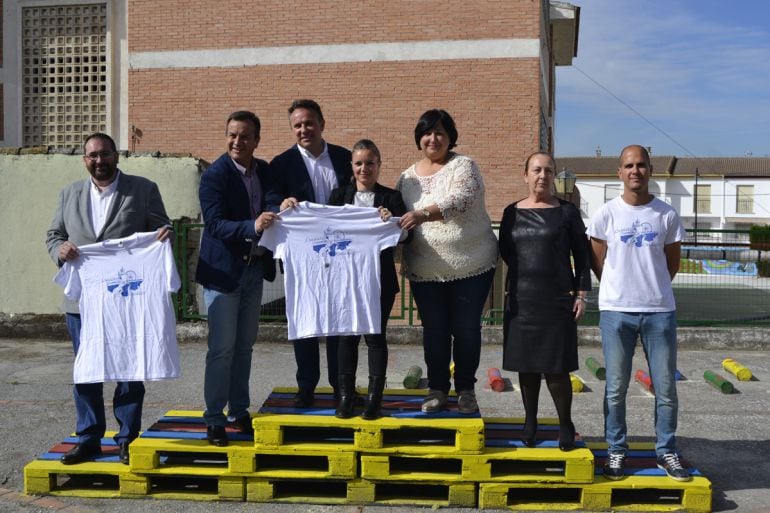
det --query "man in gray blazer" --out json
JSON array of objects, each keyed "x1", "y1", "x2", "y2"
[{"x1": 46, "y1": 132, "x2": 171, "y2": 465}]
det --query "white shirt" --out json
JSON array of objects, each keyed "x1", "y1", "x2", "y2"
[
  {"x1": 258, "y1": 202, "x2": 402, "y2": 340},
  {"x1": 89, "y1": 171, "x2": 120, "y2": 236},
  {"x1": 54, "y1": 232, "x2": 181, "y2": 383},
  {"x1": 297, "y1": 142, "x2": 338, "y2": 204},
  {"x1": 587, "y1": 196, "x2": 685, "y2": 312}
]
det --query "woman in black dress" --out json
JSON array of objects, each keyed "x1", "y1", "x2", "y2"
[
  {"x1": 498, "y1": 152, "x2": 591, "y2": 450},
  {"x1": 329, "y1": 139, "x2": 409, "y2": 420}
]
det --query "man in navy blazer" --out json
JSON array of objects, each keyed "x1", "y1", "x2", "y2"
[
  {"x1": 269, "y1": 99, "x2": 353, "y2": 407},
  {"x1": 46, "y1": 132, "x2": 172, "y2": 465},
  {"x1": 196, "y1": 111, "x2": 279, "y2": 446}
]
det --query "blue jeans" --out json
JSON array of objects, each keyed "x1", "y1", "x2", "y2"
[
  {"x1": 65, "y1": 313, "x2": 144, "y2": 446},
  {"x1": 203, "y1": 263, "x2": 264, "y2": 427},
  {"x1": 410, "y1": 269, "x2": 495, "y2": 393},
  {"x1": 600, "y1": 310, "x2": 679, "y2": 457}
]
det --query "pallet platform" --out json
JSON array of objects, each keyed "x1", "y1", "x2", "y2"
[
  {"x1": 360, "y1": 446, "x2": 593, "y2": 483},
  {"x1": 259, "y1": 386, "x2": 481, "y2": 419},
  {"x1": 247, "y1": 477, "x2": 476, "y2": 507},
  {"x1": 479, "y1": 475, "x2": 712, "y2": 512},
  {"x1": 253, "y1": 412, "x2": 485, "y2": 454},
  {"x1": 23, "y1": 393, "x2": 713, "y2": 511},
  {"x1": 24, "y1": 438, "x2": 244, "y2": 501}
]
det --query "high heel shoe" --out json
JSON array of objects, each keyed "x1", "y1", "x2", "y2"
[
  {"x1": 521, "y1": 419, "x2": 537, "y2": 448},
  {"x1": 559, "y1": 421, "x2": 576, "y2": 451}
]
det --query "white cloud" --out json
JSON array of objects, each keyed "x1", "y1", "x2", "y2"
[{"x1": 555, "y1": 1, "x2": 770, "y2": 156}]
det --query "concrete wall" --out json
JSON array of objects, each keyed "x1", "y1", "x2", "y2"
[{"x1": 0, "y1": 152, "x2": 202, "y2": 314}]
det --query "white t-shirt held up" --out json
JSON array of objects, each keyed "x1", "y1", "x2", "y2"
[
  {"x1": 55, "y1": 232, "x2": 181, "y2": 384},
  {"x1": 259, "y1": 202, "x2": 402, "y2": 340}
]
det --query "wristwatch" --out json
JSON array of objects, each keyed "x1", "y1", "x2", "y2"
[{"x1": 421, "y1": 208, "x2": 430, "y2": 220}]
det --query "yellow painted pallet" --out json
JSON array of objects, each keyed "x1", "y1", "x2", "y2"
[
  {"x1": 25, "y1": 459, "x2": 129, "y2": 498},
  {"x1": 253, "y1": 412, "x2": 484, "y2": 454},
  {"x1": 130, "y1": 437, "x2": 257, "y2": 475},
  {"x1": 360, "y1": 446, "x2": 593, "y2": 483},
  {"x1": 470, "y1": 447, "x2": 594, "y2": 483},
  {"x1": 24, "y1": 460, "x2": 245, "y2": 501},
  {"x1": 246, "y1": 477, "x2": 476, "y2": 507},
  {"x1": 479, "y1": 476, "x2": 712, "y2": 512}
]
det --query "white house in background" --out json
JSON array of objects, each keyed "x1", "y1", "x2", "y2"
[{"x1": 558, "y1": 156, "x2": 770, "y2": 231}]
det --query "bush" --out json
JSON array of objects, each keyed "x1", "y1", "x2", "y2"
[{"x1": 749, "y1": 225, "x2": 770, "y2": 249}]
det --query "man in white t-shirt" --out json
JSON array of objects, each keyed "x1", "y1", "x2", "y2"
[{"x1": 587, "y1": 145, "x2": 690, "y2": 482}]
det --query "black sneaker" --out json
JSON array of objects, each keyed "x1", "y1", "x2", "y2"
[
  {"x1": 656, "y1": 453, "x2": 691, "y2": 481},
  {"x1": 603, "y1": 451, "x2": 625, "y2": 480}
]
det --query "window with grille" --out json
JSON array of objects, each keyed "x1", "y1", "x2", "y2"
[
  {"x1": 695, "y1": 184, "x2": 711, "y2": 214},
  {"x1": 736, "y1": 185, "x2": 754, "y2": 214},
  {"x1": 21, "y1": 4, "x2": 107, "y2": 147}
]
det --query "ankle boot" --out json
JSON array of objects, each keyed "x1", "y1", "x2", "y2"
[
  {"x1": 559, "y1": 421, "x2": 576, "y2": 451},
  {"x1": 335, "y1": 374, "x2": 355, "y2": 419},
  {"x1": 362, "y1": 375, "x2": 385, "y2": 420}
]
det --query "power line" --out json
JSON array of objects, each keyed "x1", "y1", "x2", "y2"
[{"x1": 573, "y1": 64, "x2": 701, "y2": 159}]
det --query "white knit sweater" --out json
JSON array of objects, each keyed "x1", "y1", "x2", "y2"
[{"x1": 395, "y1": 153, "x2": 498, "y2": 282}]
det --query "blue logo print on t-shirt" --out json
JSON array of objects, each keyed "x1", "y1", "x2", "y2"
[
  {"x1": 311, "y1": 227, "x2": 352, "y2": 258},
  {"x1": 106, "y1": 268, "x2": 143, "y2": 297},
  {"x1": 619, "y1": 220, "x2": 659, "y2": 247}
]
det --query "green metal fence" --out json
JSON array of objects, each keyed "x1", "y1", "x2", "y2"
[{"x1": 172, "y1": 223, "x2": 770, "y2": 327}]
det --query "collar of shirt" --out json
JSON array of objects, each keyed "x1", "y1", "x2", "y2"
[
  {"x1": 296, "y1": 141, "x2": 329, "y2": 162},
  {"x1": 90, "y1": 169, "x2": 120, "y2": 195},
  {"x1": 231, "y1": 158, "x2": 258, "y2": 176}
]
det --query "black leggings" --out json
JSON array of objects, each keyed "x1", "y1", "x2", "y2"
[{"x1": 338, "y1": 292, "x2": 395, "y2": 377}]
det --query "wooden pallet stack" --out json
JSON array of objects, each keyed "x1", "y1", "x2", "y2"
[{"x1": 24, "y1": 386, "x2": 712, "y2": 511}]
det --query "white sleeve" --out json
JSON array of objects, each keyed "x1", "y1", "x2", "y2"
[
  {"x1": 586, "y1": 206, "x2": 608, "y2": 240},
  {"x1": 163, "y1": 239, "x2": 181, "y2": 293},
  {"x1": 664, "y1": 210, "x2": 686, "y2": 245},
  {"x1": 376, "y1": 217, "x2": 405, "y2": 251},
  {"x1": 54, "y1": 261, "x2": 82, "y2": 300}
]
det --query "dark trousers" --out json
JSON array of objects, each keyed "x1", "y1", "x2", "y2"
[
  {"x1": 293, "y1": 336, "x2": 339, "y2": 392},
  {"x1": 338, "y1": 292, "x2": 396, "y2": 377},
  {"x1": 65, "y1": 313, "x2": 144, "y2": 446},
  {"x1": 410, "y1": 269, "x2": 495, "y2": 393}
]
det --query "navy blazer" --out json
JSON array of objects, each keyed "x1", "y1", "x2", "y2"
[
  {"x1": 267, "y1": 143, "x2": 353, "y2": 208},
  {"x1": 328, "y1": 183, "x2": 410, "y2": 299},
  {"x1": 196, "y1": 154, "x2": 276, "y2": 293}
]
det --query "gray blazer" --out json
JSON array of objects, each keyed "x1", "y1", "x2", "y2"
[{"x1": 46, "y1": 171, "x2": 171, "y2": 313}]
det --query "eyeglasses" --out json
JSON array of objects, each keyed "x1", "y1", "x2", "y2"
[{"x1": 84, "y1": 151, "x2": 116, "y2": 161}]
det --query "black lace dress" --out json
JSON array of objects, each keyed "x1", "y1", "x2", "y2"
[{"x1": 498, "y1": 200, "x2": 591, "y2": 373}]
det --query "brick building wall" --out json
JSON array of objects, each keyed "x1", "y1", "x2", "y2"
[{"x1": 127, "y1": 0, "x2": 548, "y2": 220}]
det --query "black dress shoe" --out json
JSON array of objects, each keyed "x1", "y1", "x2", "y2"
[
  {"x1": 233, "y1": 414, "x2": 254, "y2": 435},
  {"x1": 206, "y1": 425, "x2": 229, "y2": 447},
  {"x1": 293, "y1": 390, "x2": 314, "y2": 408},
  {"x1": 521, "y1": 419, "x2": 537, "y2": 448},
  {"x1": 60, "y1": 443, "x2": 102, "y2": 465},
  {"x1": 119, "y1": 441, "x2": 130, "y2": 465}
]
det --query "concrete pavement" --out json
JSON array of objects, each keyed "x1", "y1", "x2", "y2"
[{"x1": 1, "y1": 334, "x2": 769, "y2": 513}]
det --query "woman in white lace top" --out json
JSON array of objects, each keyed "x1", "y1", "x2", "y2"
[{"x1": 396, "y1": 109, "x2": 498, "y2": 415}]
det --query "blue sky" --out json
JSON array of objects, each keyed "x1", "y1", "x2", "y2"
[{"x1": 554, "y1": 1, "x2": 770, "y2": 158}]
